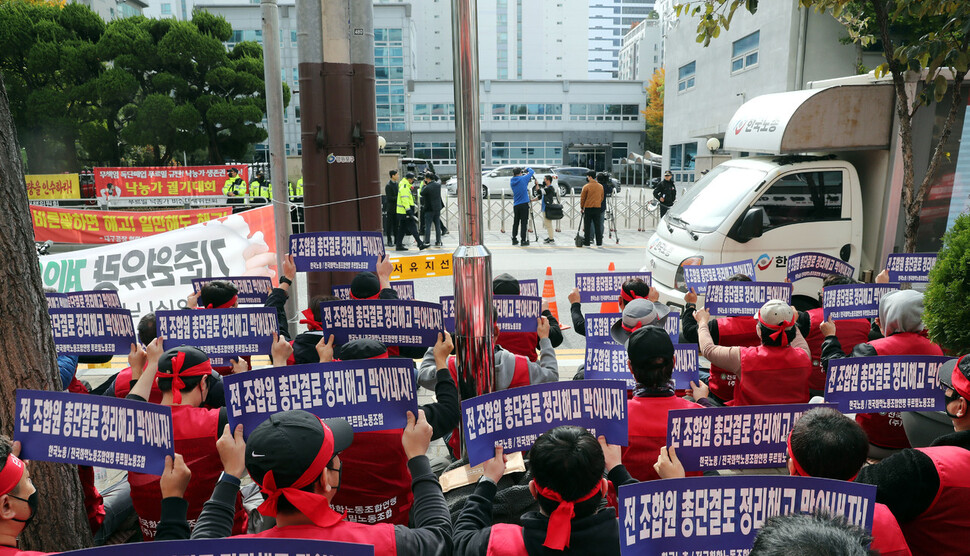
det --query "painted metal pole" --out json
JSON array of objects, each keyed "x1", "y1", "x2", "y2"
[
  {"x1": 451, "y1": 0, "x2": 494, "y2": 410},
  {"x1": 262, "y1": 0, "x2": 297, "y2": 338}
]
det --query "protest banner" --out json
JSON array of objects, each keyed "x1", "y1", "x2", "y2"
[
  {"x1": 16, "y1": 390, "x2": 173, "y2": 475},
  {"x1": 37, "y1": 206, "x2": 277, "y2": 322},
  {"x1": 704, "y1": 281, "x2": 792, "y2": 316},
  {"x1": 519, "y1": 279, "x2": 539, "y2": 297},
  {"x1": 664, "y1": 311, "x2": 681, "y2": 343},
  {"x1": 584, "y1": 340, "x2": 635, "y2": 389},
  {"x1": 667, "y1": 403, "x2": 835, "y2": 471},
  {"x1": 825, "y1": 355, "x2": 949, "y2": 413},
  {"x1": 93, "y1": 165, "x2": 246, "y2": 206},
  {"x1": 156, "y1": 307, "x2": 277, "y2": 366},
  {"x1": 290, "y1": 231, "x2": 386, "y2": 272},
  {"x1": 333, "y1": 280, "x2": 415, "y2": 301},
  {"x1": 49, "y1": 308, "x2": 136, "y2": 356},
  {"x1": 64, "y1": 290, "x2": 124, "y2": 309},
  {"x1": 575, "y1": 272, "x2": 652, "y2": 303},
  {"x1": 57, "y1": 537, "x2": 374, "y2": 556},
  {"x1": 886, "y1": 253, "x2": 937, "y2": 283},
  {"x1": 26, "y1": 173, "x2": 80, "y2": 200},
  {"x1": 461, "y1": 380, "x2": 628, "y2": 466},
  {"x1": 320, "y1": 299, "x2": 443, "y2": 346},
  {"x1": 389, "y1": 252, "x2": 453, "y2": 280},
  {"x1": 673, "y1": 344, "x2": 700, "y2": 388},
  {"x1": 31, "y1": 205, "x2": 232, "y2": 244},
  {"x1": 822, "y1": 283, "x2": 900, "y2": 320},
  {"x1": 191, "y1": 276, "x2": 272, "y2": 305},
  {"x1": 45, "y1": 292, "x2": 71, "y2": 309},
  {"x1": 683, "y1": 260, "x2": 756, "y2": 294},
  {"x1": 225, "y1": 360, "x2": 418, "y2": 438},
  {"x1": 585, "y1": 312, "x2": 622, "y2": 341},
  {"x1": 440, "y1": 295, "x2": 540, "y2": 332},
  {"x1": 786, "y1": 252, "x2": 856, "y2": 282},
  {"x1": 618, "y1": 475, "x2": 876, "y2": 555}
]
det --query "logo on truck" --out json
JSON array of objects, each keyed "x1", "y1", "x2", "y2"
[
  {"x1": 733, "y1": 119, "x2": 781, "y2": 135},
  {"x1": 756, "y1": 253, "x2": 772, "y2": 271},
  {"x1": 734, "y1": 120, "x2": 747, "y2": 135}
]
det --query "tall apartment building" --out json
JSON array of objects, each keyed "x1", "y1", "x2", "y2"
[
  {"x1": 618, "y1": 18, "x2": 662, "y2": 81},
  {"x1": 588, "y1": 0, "x2": 655, "y2": 79}
]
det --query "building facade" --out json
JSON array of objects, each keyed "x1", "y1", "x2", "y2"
[
  {"x1": 73, "y1": 0, "x2": 146, "y2": 21},
  {"x1": 588, "y1": 0, "x2": 656, "y2": 79},
  {"x1": 618, "y1": 18, "x2": 662, "y2": 81}
]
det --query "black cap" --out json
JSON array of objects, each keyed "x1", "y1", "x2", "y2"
[
  {"x1": 405, "y1": 172, "x2": 416, "y2": 179},
  {"x1": 492, "y1": 273, "x2": 521, "y2": 295},
  {"x1": 350, "y1": 271, "x2": 381, "y2": 299},
  {"x1": 246, "y1": 410, "x2": 354, "y2": 488},
  {"x1": 228, "y1": 167, "x2": 238, "y2": 174},
  {"x1": 339, "y1": 338, "x2": 388, "y2": 360},
  {"x1": 626, "y1": 326, "x2": 674, "y2": 368},
  {"x1": 158, "y1": 346, "x2": 209, "y2": 372}
]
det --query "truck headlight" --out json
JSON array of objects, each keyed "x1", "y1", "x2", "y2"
[{"x1": 673, "y1": 256, "x2": 704, "y2": 292}]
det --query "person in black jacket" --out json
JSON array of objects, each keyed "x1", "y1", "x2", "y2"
[
  {"x1": 653, "y1": 171, "x2": 676, "y2": 217},
  {"x1": 384, "y1": 170, "x2": 399, "y2": 245},
  {"x1": 420, "y1": 172, "x2": 444, "y2": 247}
]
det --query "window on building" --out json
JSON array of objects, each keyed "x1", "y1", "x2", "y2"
[
  {"x1": 611, "y1": 142, "x2": 629, "y2": 165},
  {"x1": 677, "y1": 61, "x2": 695, "y2": 92},
  {"x1": 375, "y1": 28, "x2": 407, "y2": 132},
  {"x1": 490, "y1": 141, "x2": 563, "y2": 164},
  {"x1": 412, "y1": 142, "x2": 457, "y2": 165},
  {"x1": 291, "y1": 31, "x2": 297, "y2": 44},
  {"x1": 490, "y1": 104, "x2": 562, "y2": 121},
  {"x1": 568, "y1": 104, "x2": 638, "y2": 121},
  {"x1": 753, "y1": 171, "x2": 844, "y2": 232},
  {"x1": 731, "y1": 31, "x2": 759, "y2": 73},
  {"x1": 412, "y1": 103, "x2": 456, "y2": 121},
  {"x1": 161, "y1": 3, "x2": 172, "y2": 15}
]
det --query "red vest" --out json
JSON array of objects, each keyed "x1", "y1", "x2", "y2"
[
  {"x1": 241, "y1": 522, "x2": 397, "y2": 556},
  {"x1": 731, "y1": 345, "x2": 812, "y2": 406},
  {"x1": 0, "y1": 548, "x2": 49, "y2": 556},
  {"x1": 128, "y1": 406, "x2": 248, "y2": 540},
  {"x1": 872, "y1": 502, "x2": 912, "y2": 556},
  {"x1": 856, "y1": 333, "x2": 944, "y2": 451},
  {"x1": 446, "y1": 355, "x2": 531, "y2": 458},
  {"x1": 486, "y1": 523, "x2": 528, "y2": 555},
  {"x1": 497, "y1": 331, "x2": 540, "y2": 362},
  {"x1": 623, "y1": 395, "x2": 703, "y2": 482},
  {"x1": 113, "y1": 367, "x2": 164, "y2": 403},
  {"x1": 709, "y1": 316, "x2": 760, "y2": 401},
  {"x1": 902, "y1": 446, "x2": 970, "y2": 556},
  {"x1": 805, "y1": 308, "x2": 870, "y2": 392},
  {"x1": 330, "y1": 429, "x2": 413, "y2": 525}
]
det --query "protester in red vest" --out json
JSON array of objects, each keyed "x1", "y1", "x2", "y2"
[
  {"x1": 568, "y1": 277, "x2": 660, "y2": 336},
  {"x1": 493, "y1": 273, "x2": 564, "y2": 361},
  {"x1": 619, "y1": 326, "x2": 707, "y2": 481},
  {"x1": 821, "y1": 289, "x2": 943, "y2": 457},
  {"x1": 190, "y1": 409, "x2": 453, "y2": 555},
  {"x1": 454, "y1": 427, "x2": 635, "y2": 555},
  {"x1": 682, "y1": 274, "x2": 759, "y2": 405},
  {"x1": 854, "y1": 356, "x2": 970, "y2": 556},
  {"x1": 327, "y1": 334, "x2": 459, "y2": 525},
  {"x1": 695, "y1": 299, "x2": 813, "y2": 406}
]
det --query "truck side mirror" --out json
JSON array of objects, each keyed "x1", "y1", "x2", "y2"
[{"x1": 734, "y1": 207, "x2": 765, "y2": 242}]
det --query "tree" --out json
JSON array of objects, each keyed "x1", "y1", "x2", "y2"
[
  {"x1": 675, "y1": 0, "x2": 969, "y2": 253},
  {"x1": 642, "y1": 68, "x2": 664, "y2": 154},
  {"x1": 924, "y1": 212, "x2": 970, "y2": 354},
  {"x1": 0, "y1": 74, "x2": 93, "y2": 551}
]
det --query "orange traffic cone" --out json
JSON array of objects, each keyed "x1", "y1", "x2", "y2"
[
  {"x1": 542, "y1": 266, "x2": 560, "y2": 322},
  {"x1": 600, "y1": 262, "x2": 621, "y2": 313}
]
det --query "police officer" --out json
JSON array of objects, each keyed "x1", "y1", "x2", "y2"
[
  {"x1": 395, "y1": 172, "x2": 428, "y2": 251},
  {"x1": 222, "y1": 168, "x2": 247, "y2": 208}
]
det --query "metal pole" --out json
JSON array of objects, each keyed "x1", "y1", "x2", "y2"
[
  {"x1": 451, "y1": 0, "x2": 494, "y2": 407},
  {"x1": 262, "y1": 0, "x2": 297, "y2": 339}
]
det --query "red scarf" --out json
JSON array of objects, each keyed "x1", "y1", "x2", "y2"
[
  {"x1": 155, "y1": 351, "x2": 213, "y2": 404},
  {"x1": 300, "y1": 308, "x2": 324, "y2": 331},
  {"x1": 534, "y1": 481, "x2": 603, "y2": 550},
  {"x1": 255, "y1": 419, "x2": 345, "y2": 528},
  {"x1": 205, "y1": 295, "x2": 238, "y2": 309},
  {"x1": 621, "y1": 320, "x2": 647, "y2": 334},
  {"x1": 0, "y1": 454, "x2": 25, "y2": 496},
  {"x1": 787, "y1": 431, "x2": 857, "y2": 481},
  {"x1": 619, "y1": 288, "x2": 647, "y2": 304},
  {"x1": 756, "y1": 313, "x2": 796, "y2": 346}
]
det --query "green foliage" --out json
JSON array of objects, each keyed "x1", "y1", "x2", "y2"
[{"x1": 924, "y1": 213, "x2": 970, "y2": 355}]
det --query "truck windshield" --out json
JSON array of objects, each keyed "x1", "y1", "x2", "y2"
[{"x1": 667, "y1": 165, "x2": 768, "y2": 233}]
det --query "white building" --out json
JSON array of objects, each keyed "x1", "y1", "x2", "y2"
[
  {"x1": 588, "y1": 0, "x2": 656, "y2": 79},
  {"x1": 662, "y1": 2, "x2": 882, "y2": 184},
  {"x1": 73, "y1": 0, "x2": 146, "y2": 20},
  {"x1": 618, "y1": 18, "x2": 662, "y2": 81}
]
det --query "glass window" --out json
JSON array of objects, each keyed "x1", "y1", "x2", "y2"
[
  {"x1": 753, "y1": 171, "x2": 844, "y2": 232},
  {"x1": 678, "y1": 61, "x2": 696, "y2": 92},
  {"x1": 291, "y1": 31, "x2": 297, "y2": 44},
  {"x1": 667, "y1": 165, "x2": 770, "y2": 233},
  {"x1": 670, "y1": 144, "x2": 683, "y2": 171},
  {"x1": 731, "y1": 31, "x2": 760, "y2": 73},
  {"x1": 161, "y1": 3, "x2": 172, "y2": 15}
]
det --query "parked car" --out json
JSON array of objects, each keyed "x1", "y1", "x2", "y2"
[
  {"x1": 445, "y1": 168, "x2": 494, "y2": 195},
  {"x1": 481, "y1": 165, "x2": 559, "y2": 198},
  {"x1": 553, "y1": 167, "x2": 620, "y2": 196}
]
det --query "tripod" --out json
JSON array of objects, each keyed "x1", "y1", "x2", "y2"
[{"x1": 606, "y1": 189, "x2": 620, "y2": 244}]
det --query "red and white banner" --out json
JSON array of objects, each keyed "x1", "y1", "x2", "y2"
[
  {"x1": 31, "y1": 205, "x2": 232, "y2": 244},
  {"x1": 93, "y1": 165, "x2": 248, "y2": 206}
]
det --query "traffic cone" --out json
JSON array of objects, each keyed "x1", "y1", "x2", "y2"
[
  {"x1": 600, "y1": 262, "x2": 621, "y2": 313},
  {"x1": 542, "y1": 266, "x2": 560, "y2": 322}
]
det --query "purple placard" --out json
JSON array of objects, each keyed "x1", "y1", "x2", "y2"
[
  {"x1": 825, "y1": 355, "x2": 949, "y2": 413},
  {"x1": 50, "y1": 307, "x2": 136, "y2": 356},
  {"x1": 440, "y1": 295, "x2": 456, "y2": 330},
  {"x1": 320, "y1": 299, "x2": 442, "y2": 346},
  {"x1": 333, "y1": 280, "x2": 415, "y2": 301},
  {"x1": 224, "y1": 360, "x2": 418, "y2": 438},
  {"x1": 667, "y1": 403, "x2": 835, "y2": 471},
  {"x1": 66, "y1": 290, "x2": 124, "y2": 309},
  {"x1": 575, "y1": 272, "x2": 652, "y2": 303},
  {"x1": 494, "y1": 294, "x2": 541, "y2": 332},
  {"x1": 155, "y1": 307, "x2": 277, "y2": 366},
  {"x1": 15, "y1": 389, "x2": 173, "y2": 475},
  {"x1": 191, "y1": 276, "x2": 272, "y2": 305},
  {"x1": 584, "y1": 340, "x2": 635, "y2": 389},
  {"x1": 56, "y1": 538, "x2": 375, "y2": 556},
  {"x1": 822, "y1": 283, "x2": 900, "y2": 320},
  {"x1": 461, "y1": 380, "x2": 628, "y2": 466},
  {"x1": 683, "y1": 260, "x2": 756, "y2": 294},
  {"x1": 886, "y1": 253, "x2": 937, "y2": 283},
  {"x1": 618, "y1": 475, "x2": 876, "y2": 555},
  {"x1": 704, "y1": 281, "x2": 792, "y2": 316},
  {"x1": 786, "y1": 251, "x2": 856, "y2": 282},
  {"x1": 45, "y1": 292, "x2": 71, "y2": 309},
  {"x1": 585, "y1": 312, "x2": 622, "y2": 340},
  {"x1": 290, "y1": 231, "x2": 385, "y2": 272},
  {"x1": 664, "y1": 311, "x2": 681, "y2": 343},
  {"x1": 519, "y1": 279, "x2": 539, "y2": 297},
  {"x1": 673, "y1": 344, "x2": 700, "y2": 389}
]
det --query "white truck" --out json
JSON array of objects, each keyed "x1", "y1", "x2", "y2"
[{"x1": 645, "y1": 81, "x2": 908, "y2": 311}]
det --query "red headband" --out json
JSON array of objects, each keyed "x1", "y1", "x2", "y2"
[
  {"x1": 300, "y1": 308, "x2": 324, "y2": 331},
  {"x1": 205, "y1": 295, "x2": 238, "y2": 309},
  {"x1": 349, "y1": 292, "x2": 380, "y2": 301},
  {"x1": 621, "y1": 320, "x2": 646, "y2": 334},
  {"x1": 756, "y1": 313, "x2": 796, "y2": 346},
  {"x1": 156, "y1": 351, "x2": 213, "y2": 404},
  {"x1": 534, "y1": 481, "x2": 603, "y2": 550},
  {"x1": 619, "y1": 288, "x2": 647, "y2": 304},
  {"x1": 255, "y1": 420, "x2": 345, "y2": 528},
  {"x1": 787, "y1": 431, "x2": 857, "y2": 482},
  {"x1": 0, "y1": 454, "x2": 26, "y2": 497}
]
